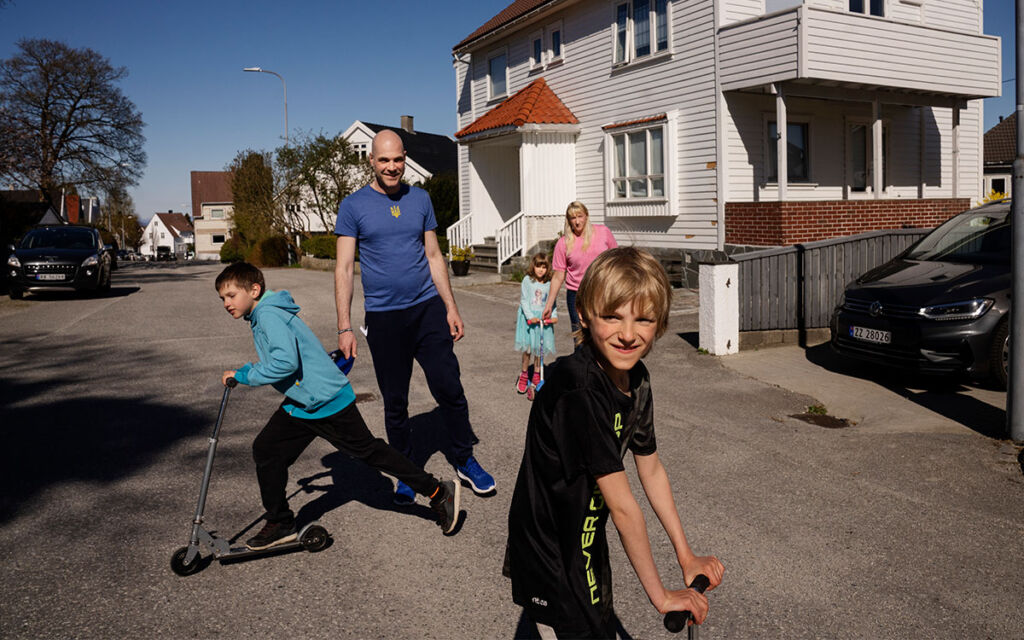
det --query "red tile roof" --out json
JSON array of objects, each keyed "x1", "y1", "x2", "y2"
[
  {"x1": 454, "y1": 0, "x2": 557, "y2": 51},
  {"x1": 984, "y1": 112, "x2": 1016, "y2": 166},
  {"x1": 602, "y1": 113, "x2": 668, "y2": 131},
  {"x1": 455, "y1": 77, "x2": 578, "y2": 139}
]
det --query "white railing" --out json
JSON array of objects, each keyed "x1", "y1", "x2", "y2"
[
  {"x1": 446, "y1": 215, "x2": 472, "y2": 257},
  {"x1": 497, "y1": 211, "x2": 525, "y2": 269}
]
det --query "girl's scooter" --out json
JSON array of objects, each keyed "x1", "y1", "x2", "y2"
[{"x1": 170, "y1": 378, "x2": 331, "y2": 576}]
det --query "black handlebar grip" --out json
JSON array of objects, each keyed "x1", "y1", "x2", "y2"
[
  {"x1": 663, "y1": 574, "x2": 711, "y2": 633},
  {"x1": 226, "y1": 378, "x2": 238, "y2": 388}
]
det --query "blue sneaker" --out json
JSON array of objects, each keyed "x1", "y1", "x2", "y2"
[
  {"x1": 394, "y1": 480, "x2": 416, "y2": 505},
  {"x1": 455, "y1": 456, "x2": 496, "y2": 495}
]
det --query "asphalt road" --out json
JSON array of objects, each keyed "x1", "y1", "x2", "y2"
[{"x1": 1, "y1": 261, "x2": 1021, "y2": 639}]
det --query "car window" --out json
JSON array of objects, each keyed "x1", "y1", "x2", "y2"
[
  {"x1": 21, "y1": 228, "x2": 97, "y2": 250},
  {"x1": 904, "y1": 210, "x2": 1010, "y2": 265}
]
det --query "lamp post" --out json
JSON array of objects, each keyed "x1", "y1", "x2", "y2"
[{"x1": 243, "y1": 66, "x2": 288, "y2": 146}]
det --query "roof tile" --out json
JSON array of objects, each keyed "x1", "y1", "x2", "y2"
[
  {"x1": 984, "y1": 112, "x2": 1016, "y2": 165},
  {"x1": 455, "y1": 77, "x2": 577, "y2": 139}
]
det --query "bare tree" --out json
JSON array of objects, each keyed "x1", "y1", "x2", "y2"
[
  {"x1": 0, "y1": 39, "x2": 146, "y2": 205},
  {"x1": 275, "y1": 131, "x2": 371, "y2": 233}
]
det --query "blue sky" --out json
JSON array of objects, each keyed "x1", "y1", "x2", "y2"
[{"x1": 0, "y1": 0, "x2": 1015, "y2": 223}]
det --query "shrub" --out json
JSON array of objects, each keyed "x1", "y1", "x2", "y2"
[
  {"x1": 436, "y1": 235, "x2": 449, "y2": 256},
  {"x1": 219, "y1": 236, "x2": 246, "y2": 263},
  {"x1": 252, "y1": 235, "x2": 290, "y2": 267},
  {"x1": 301, "y1": 234, "x2": 336, "y2": 259}
]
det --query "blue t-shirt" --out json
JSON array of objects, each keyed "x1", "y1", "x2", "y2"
[{"x1": 335, "y1": 184, "x2": 438, "y2": 312}]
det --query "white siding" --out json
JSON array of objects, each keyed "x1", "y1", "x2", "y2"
[
  {"x1": 923, "y1": 0, "x2": 981, "y2": 33},
  {"x1": 719, "y1": 10, "x2": 799, "y2": 92},
  {"x1": 722, "y1": 0, "x2": 763, "y2": 26},
  {"x1": 520, "y1": 131, "x2": 577, "y2": 215}
]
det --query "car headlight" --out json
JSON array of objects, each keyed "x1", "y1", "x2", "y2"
[
  {"x1": 7, "y1": 255, "x2": 20, "y2": 268},
  {"x1": 81, "y1": 254, "x2": 99, "y2": 267},
  {"x1": 919, "y1": 298, "x2": 994, "y2": 321}
]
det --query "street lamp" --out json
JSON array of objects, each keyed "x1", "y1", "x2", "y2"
[{"x1": 243, "y1": 66, "x2": 288, "y2": 146}]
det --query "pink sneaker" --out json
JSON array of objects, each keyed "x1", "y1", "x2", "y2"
[
  {"x1": 531, "y1": 372, "x2": 541, "y2": 387},
  {"x1": 516, "y1": 370, "x2": 529, "y2": 394}
]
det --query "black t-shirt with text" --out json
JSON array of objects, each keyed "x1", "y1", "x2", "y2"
[{"x1": 505, "y1": 344, "x2": 656, "y2": 638}]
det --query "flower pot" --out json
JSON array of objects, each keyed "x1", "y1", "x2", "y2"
[{"x1": 450, "y1": 260, "x2": 471, "y2": 276}]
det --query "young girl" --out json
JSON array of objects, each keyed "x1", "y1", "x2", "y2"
[{"x1": 514, "y1": 253, "x2": 557, "y2": 394}]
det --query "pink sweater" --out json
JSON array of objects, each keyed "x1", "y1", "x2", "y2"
[{"x1": 551, "y1": 224, "x2": 618, "y2": 291}]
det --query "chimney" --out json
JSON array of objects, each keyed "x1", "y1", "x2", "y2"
[{"x1": 401, "y1": 115, "x2": 414, "y2": 134}]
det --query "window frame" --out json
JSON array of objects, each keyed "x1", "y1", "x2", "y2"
[
  {"x1": 845, "y1": 119, "x2": 890, "y2": 196},
  {"x1": 612, "y1": 0, "x2": 670, "y2": 67},
  {"x1": 547, "y1": 20, "x2": 564, "y2": 64},
  {"x1": 606, "y1": 120, "x2": 668, "y2": 203},
  {"x1": 212, "y1": 234, "x2": 225, "y2": 244},
  {"x1": 530, "y1": 30, "x2": 544, "y2": 68},
  {"x1": 848, "y1": 0, "x2": 885, "y2": 17},
  {"x1": 487, "y1": 47, "x2": 509, "y2": 101},
  {"x1": 764, "y1": 118, "x2": 811, "y2": 184},
  {"x1": 211, "y1": 208, "x2": 224, "y2": 219}
]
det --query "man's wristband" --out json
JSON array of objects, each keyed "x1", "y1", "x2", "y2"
[{"x1": 337, "y1": 328, "x2": 352, "y2": 335}]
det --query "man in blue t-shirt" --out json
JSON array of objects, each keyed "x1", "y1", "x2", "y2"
[{"x1": 334, "y1": 129, "x2": 495, "y2": 505}]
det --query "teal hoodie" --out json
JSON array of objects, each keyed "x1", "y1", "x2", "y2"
[{"x1": 233, "y1": 289, "x2": 355, "y2": 419}]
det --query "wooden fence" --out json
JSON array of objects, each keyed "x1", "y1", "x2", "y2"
[{"x1": 734, "y1": 229, "x2": 929, "y2": 331}]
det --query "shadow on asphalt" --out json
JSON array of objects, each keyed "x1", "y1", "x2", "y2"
[
  {"x1": 803, "y1": 343, "x2": 1007, "y2": 439},
  {"x1": 13, "y1": 285, "x2": 140, "y2": 301},
  {"x1": 512, "y1": 609, "x2": 634, "y2": 639},
  {"x1": 0, "y1": 367, "x2": 208, "y2": 524}
]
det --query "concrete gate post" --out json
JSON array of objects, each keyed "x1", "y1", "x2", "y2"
[{"x1": 698, "y1": 262, "x2": 739, "y2": 355}]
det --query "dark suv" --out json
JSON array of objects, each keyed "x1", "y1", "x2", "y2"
[
  {"x1": 6, "y1": 226, "x2": 113, "y2": 299},
  {"x1": 831, "y1": 200, "x2": 1010, "y2": 388}
]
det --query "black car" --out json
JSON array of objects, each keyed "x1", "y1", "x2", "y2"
[
  {"x1": 6, "y1": 225, "x2": 114, "y2": 299},
  {"x1": 831, "y1": 199, "x2": 1010, "y2": 388}
]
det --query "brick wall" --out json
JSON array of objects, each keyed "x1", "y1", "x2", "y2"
[{"x1": 724, "y1": 198, "x2": 970, "y2": 245}]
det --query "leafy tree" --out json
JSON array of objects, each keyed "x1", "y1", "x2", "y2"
[
  {"x1": 0, "y1": 39, "x2": 146, "y2": 206},
  {"x1": 421, "y1": 171, "x2": 459, "y2": 235},
  {"x1": 103, "y1": 186, "x2": 143, "y2": 249},
  {"x1": 275, "y1": 131, "x2": 371, "y2": 234},
  {"x1": 228, "y1": 149, "x2": 279, "y2": 250}
]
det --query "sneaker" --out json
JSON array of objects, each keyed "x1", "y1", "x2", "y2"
[
  {"x1": 456, "y1": 456, "x2": 496, "y2": 495},
  {"x1": 394, "y1": 480, "x2": 416, "y2": 505},
  {"x1": 516, "y1": 370, "x2": 529, "y2": 394},
  {"x1": 429, "y1": 480, "x2": 461, "y2": 535},
  {"x1": 531, "y1": 372, "x2": 541, "y2": 387},
  {"x1": 245, "y1": 520, "x2": 297, "y2": 550}
]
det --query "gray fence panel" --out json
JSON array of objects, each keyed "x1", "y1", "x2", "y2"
[{"x1": 734, "y1": 229, "x2": 928, "y2": 331}]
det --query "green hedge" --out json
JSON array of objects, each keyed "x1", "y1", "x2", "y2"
[
  {"x1": 301, "y1": 234, "x2": 336, "y2": 259},
  {"x1": 219, "y1": 237, "x2": 245, "y2": 263}
]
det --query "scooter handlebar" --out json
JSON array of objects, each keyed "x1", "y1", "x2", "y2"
[
  {"x1": 226, "y1": 377, "x2": 238, "y2": 388},
  {"x1": 663, "y1": 574, "x2": 711, "y2": 633}
]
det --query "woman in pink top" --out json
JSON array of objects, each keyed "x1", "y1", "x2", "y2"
[{"x1": 542, "y1": 201, "x2": 618, "y2": 335}]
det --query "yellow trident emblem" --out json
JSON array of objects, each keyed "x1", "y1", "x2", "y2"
[{"x1": 390, "y1": 205, "x2": 401, "y2": 218}]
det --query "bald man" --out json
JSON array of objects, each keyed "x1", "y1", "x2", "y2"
[{"x1": 334, "y1": 129, "x2": 495, "y2": 505}]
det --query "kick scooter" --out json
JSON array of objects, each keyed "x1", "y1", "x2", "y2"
[
  {"x1": 664, "y1": 574, "x2": 711, "y2": 638},
  {"x1": 526, "y1": 320, "x2": 548, "y2": 401},
  {"x1": 170, "y1": 378, "x2": 331, "y2": 576}
]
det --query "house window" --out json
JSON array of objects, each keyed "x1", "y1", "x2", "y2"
[
  {"x1": 610, "y1": 124, "x2": 665, "y2": 200},
  {"x1": 532, "y1": 34, "x2": 543, "y2": 67},
  {"x1": 488, "y1": 50, "x2": 507, "y2": 99},
  {"x1": 548, "y1": 22, "x2": 563, "y2": 61},
  {"x1": 849, "y1": 0, "x2": 884, "y2": 17},
  {"x1": 212, "y1": 234, "x2": 225, "y2": 244},
  {"x1": 847, "y1": 123, "x2": 888, "y2": 193},
  {"x1": 767, "y1": 121, "x2": 810, "y2": 183},
  {"x1": 211, "y1": 208, "x2": 224, "y2": 219},
  {"x1": 160, "y1": 231, "x2": 166, "y2": 239},
  {"x1": 614, "y1": 0, "x2": 669, "y2": 64},
  {"x1": 991, "y1": 178, "x2": 1006, "y2": 194}
]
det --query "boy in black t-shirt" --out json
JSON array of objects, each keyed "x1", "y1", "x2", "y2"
[{"x1": 505, "y1": 247, "x2": 724, "y2": 639}]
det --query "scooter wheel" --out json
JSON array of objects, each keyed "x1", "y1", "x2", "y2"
[
  {"x1": 170, "y1": 546, "x2": 204, "y2": 576},
  {"x1": 300, "y1": 525, "x2": 330, "y2": 552}
]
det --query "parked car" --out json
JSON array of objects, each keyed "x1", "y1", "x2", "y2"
[
  {"x1": 156, "y1": 246, "x2": 176, "y2": 261},
  {"x1": 6, "y1": 226, "x2": 113, "y2": 299},
  {"x1": 830, "y1": 200, "x2": 1010, "y2": 388}
]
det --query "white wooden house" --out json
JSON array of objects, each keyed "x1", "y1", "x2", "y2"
[
  {"x1": 450, "y1": 0, "x2": 1001, "y2": 270},
  {"x1": 140, "y1": 212, "x2": 194, "y2": 259}
]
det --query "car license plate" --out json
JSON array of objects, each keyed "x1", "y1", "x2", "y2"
[
  {"x1": 850, "y1": 325, "x2": 891, "y2": 344},
  {"x1": 36, "y1": 273, "x2": 65, "y2": 281}
]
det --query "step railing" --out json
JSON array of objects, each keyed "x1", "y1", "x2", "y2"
[
  {"x1": 497, "y1": 211, "x2": 525, "y2": 270},
  {"x1": 447, "y1": 215, "x2": 473, "y2": 258}
]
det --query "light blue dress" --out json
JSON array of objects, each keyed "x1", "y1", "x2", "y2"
[{"x1": 514, "y1": 276, "x2": 556, "y2": 357}]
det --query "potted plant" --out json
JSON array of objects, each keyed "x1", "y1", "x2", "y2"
[{"x1": 449, "y1": 245, "x2": 474, "y2": 276}]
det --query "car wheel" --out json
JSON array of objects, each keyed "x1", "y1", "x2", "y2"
[
  {"x1": 989, "y1": 319, "x2": 1009, "y2": 390},
  {"x1": 9, "y1": 288, "x2": 23, "y2": 300}
]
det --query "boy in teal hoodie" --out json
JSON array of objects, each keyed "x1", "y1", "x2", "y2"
[{"x1": 217, "y1": 262, "x2": 460, "y2": 549}]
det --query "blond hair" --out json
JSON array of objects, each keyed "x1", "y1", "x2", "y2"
[
  {"x1": 563, "y1": 201, "x2": 593, "y2": 257},
  {"x1": 573, "y1": 247, "x2": 672, "y2": 347}
]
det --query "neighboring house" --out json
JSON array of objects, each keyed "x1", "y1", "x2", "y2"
[
  {"x1": 286, "y1": 117, "x2": 458, "y2": 234},
  {"x1": 1, "y1": 190, "x2": 63, "y2": 250},
  {"x1": 983, "y1": 112, "x2": 1014, "y2": 198},
  {"x1": 451, "y1": 0, "x2": 1001, "y2": 268},
  {"x1": 140, "y1": 211, "x2": 195, "y2": 258},
  {"x1": 190, "y1": 171, "x2": 234, "y2": 260}
]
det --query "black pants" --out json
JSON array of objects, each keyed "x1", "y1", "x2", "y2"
[
  {"x1": 253, "y1": 401, "x2": 439, "y2": 523},
  {"x1": 365, "y1": 295, "x2": 477, "y2": 464}
]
